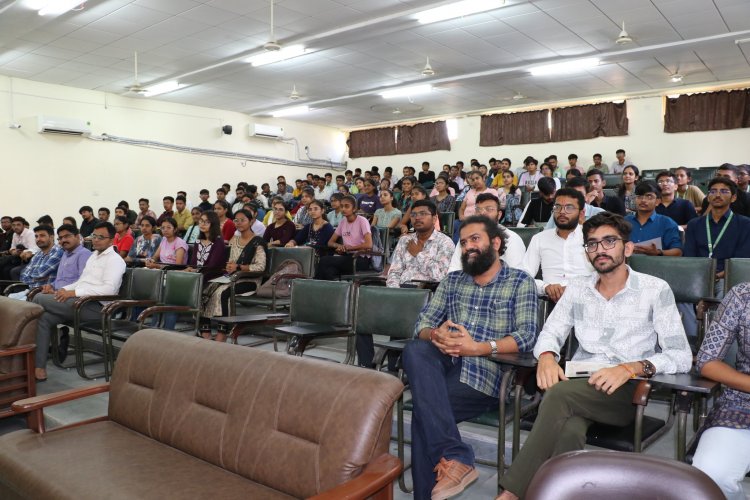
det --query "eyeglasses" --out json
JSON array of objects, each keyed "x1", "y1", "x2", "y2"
[
  {"x1": 410, "y1": 211, "x2": 432, "y2": 219},
  {"x1": 583, "y1": 236, "x2": 626, "y2": 253},
  {"x1": 475, "y1": 207, "x2": 498, "y2": 215},
  {"x1": 657, "y1": 179, "x2": 674, "y2": 185},
  {"x1": 635, "y1": 194, "x2": 658, "y2": 200},
  {"x1": 90, "y1": 234, "x2": 110, "y2": 241},
  {"x1": 708, "y1": 189, "x2": 732, "y2": 196},
  {"x1": 552, "y1": 204, "x2": 578, "y2": 213},
  {"x1": 198, "y1": 219, "x2": 210, "y2": 224}
]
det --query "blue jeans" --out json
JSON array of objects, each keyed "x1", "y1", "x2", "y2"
[{"x1": 402, "y1": 340, "x2": 498, "y2": 499}]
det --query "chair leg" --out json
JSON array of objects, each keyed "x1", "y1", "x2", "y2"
[{"x1": 397, "y1": 372, "x2": 412, "y2": 494}]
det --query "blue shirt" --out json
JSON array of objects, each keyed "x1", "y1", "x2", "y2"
[
  {"x1": 656, "y1": 198, "x2": 697, "y2": 226},
  {"x1": 626, "y1": 212, "x2": 682, "y2": 250},
  {"x1": 684, "y1": 211, "x2": 750, "y2": 272},
  {"x1": 415, "y1": 265, "x2": 538, "y2": 397},
  {"x1": 53, "y1": 244, "x2": 92, "y2": 289},
  {"x1": 20, "y1": 245, "x2": 64, "y2": 288}
]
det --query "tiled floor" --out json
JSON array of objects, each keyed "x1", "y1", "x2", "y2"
[{"x1": 1, "y1": 316, "x2": 748, "y2": 499}]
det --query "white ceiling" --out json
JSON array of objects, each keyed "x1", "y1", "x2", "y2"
[{"x1": 2, "y1": 0, "x2": 750, "y2": 128}]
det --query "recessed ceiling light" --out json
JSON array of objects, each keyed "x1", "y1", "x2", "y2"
[
  {"x1": 415, "y1": 0, "x2": 505, "y2": 25},
  {"x1": 247, "y1": 45, "x2": 308, "y2": 67},
  {"x1": 380, "y1": 85, "x2": 433, "y2": 99},
  {"x1": 670, "y1": 73, "x2": 684, "y2": 83},
  {"x1": 272, "y1": 105, "x2": 310, "y2": 118},
  {"x1": 530, "y1": 58, "x2": 600, "y2": 77},
  {"x1": 144, "y1": 81, "x2": 184, "y2": 97}
]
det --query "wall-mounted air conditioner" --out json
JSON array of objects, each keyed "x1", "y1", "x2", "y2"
[
  {"x1": 37, "y1": 115, "x2": 91, "y2": 136},
  {"x1": 249, "y1": 123, "x2": 283, "y2": 139}
]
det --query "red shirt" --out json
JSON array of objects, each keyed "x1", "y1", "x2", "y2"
[
  {"x1": 113, "y1": 230, "x2": 134, "y2": 255},
  {"x1": 220, "y1": 219, "x2": 236, "y2": 242}
]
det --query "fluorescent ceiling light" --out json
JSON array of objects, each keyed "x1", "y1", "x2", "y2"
[
  {"x1": 415, "y1": 0, "x2": 505, "y2": 24},
  {"x1": 380, "y1": 85, "x2": 433, "y2": 99},
  {"x1": 667, "y1": 94, "x2": 680, "y2": 99},
  {"x1": 529, "y1": 58, "x2": 600, "y2": 77},
  {"x1": 247, "y1": 45, "x2": 308, "y2": 67},
  {"x1": 144, "y1": 81, "x2": 184, "y2": 97},
  {"x1": 37, "y1": 0, "x2": 86, "y2": 16},
  {"x1": 272, "y1": 105, "x2": 310, "y2": 118}
]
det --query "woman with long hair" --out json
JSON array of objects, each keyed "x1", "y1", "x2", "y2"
[
  {"x1": 430, "y1": 176, "x2": 456, "y2": 214},
  {"x1": 214, "y1": 200, "x2": 236, "y2": 241},
  {"x1": 125, "y1": 215, "x2": 161, "y2": 265},
  {"x1": 617, "y1": 165, "x2": 641, "y2": 214}
]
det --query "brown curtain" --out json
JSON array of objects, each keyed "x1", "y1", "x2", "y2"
[
  {"x1": 347, "y1": 127, "x2": 397, "y2": 158},
  {"x1": 396, "y1": 121, "x2": 451, "y2": 154},
  {"x1": 479, "y1": 110, "x2": 549, "y2": 146},
  {"x1": 551, "y1": 102, "x2": 628, "y2": 142},
  {"x1": 664, "y1": 89, "x2": 750, "y2": 133}
]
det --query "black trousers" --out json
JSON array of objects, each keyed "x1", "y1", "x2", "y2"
[{"x1": 314, "y1": 255, "x2": 369, "y2": 281}]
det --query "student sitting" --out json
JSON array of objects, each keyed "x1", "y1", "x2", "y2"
[
  {"x1": 125, "y1": 216, "x2": 162, "y2": 265},
  {"x1": 315, "y1": 195, "x2": 372, "y2": 280}
]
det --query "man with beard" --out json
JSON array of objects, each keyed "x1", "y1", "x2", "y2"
[
  {"x1": 402, "y1": 215, "x2": 538, "y2": 500},
  {"x1": 521, "y1": 188, "x2": 594, "y2": 302},
  {"x1": 8, "y1": 226, "x2": 64, "y2": 299},
  {"x1": 497, "y1": 213, "x2": 692, "y2": 500}
]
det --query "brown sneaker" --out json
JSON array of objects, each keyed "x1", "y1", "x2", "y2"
[{"x1": 431, "y1": 457, "x2": 479, "y2": 500}]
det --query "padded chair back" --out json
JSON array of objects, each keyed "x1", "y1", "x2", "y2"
[
  {"x1": 602, "y1": 174, "x2": 621, "y2": 189},
  {"x1": 162, "y1": 271, "x2": 203, "y2": 307},
  {"x1": 438, "y1": 212, "x2": 455, "y2": 236},
  {"x1": 290, "y1": 279, "x2": 352, "y2": 326},
  {"x1": 526, "y1": 450, "x2": 723, "y2": 500},
  {"x1": 119, "y1": 268, "x2": 133, "y2": 298},
  {"x1": 128, "y1": 268, "x2": 163, "y2": 301},
  {"x1": 268, "y1": 246, "x2": 315, "y2": 277},
  {"x1": 508, "y1": 226, "x2": 544, "y2": 250},
  {"x1": 0, "y1": 297, "x2": 43, "y2": 376},
  {"x1": 628, "y1": 255, "x2": 714, "y2": 303},
  {"x1": 355, "y1": 287, "x2": 430, "y2": 339},
  {"x1": 725, "y1": 258, "x2": 750, "y2": 294}
]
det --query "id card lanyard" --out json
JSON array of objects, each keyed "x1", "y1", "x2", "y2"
[{"x1": 706, "y1": 211, "x2": 733, "y2": 258}]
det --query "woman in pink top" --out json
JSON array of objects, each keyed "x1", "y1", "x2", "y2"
[
  {"x1": 145, "y1": 217, "x2": 188, "y2": 267},
  {"x1": 458, "y1": 171, "x2": 498, "y2": 221},
  {"x1": 315, "y1": 195, "x2": 373, "y2": 280}
]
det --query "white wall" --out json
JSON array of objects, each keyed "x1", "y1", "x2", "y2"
[
  {"x1": 0, "y1": 76, "x2": 347, "y2": 225},
  {"x1": 346, "y1": 96, "x2": 750, "y2": 175}
]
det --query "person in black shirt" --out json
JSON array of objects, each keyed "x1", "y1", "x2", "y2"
[
  {"x1": 654, "y1": 170, "x2": 697, "y2": 228},
  {"x1": 418, "y1": 161, "x2": 436, "y2": 189},
  {"x1": 700, "y1": 164, "x2": 750, "y2": 217},
  {"x1": 521, "y1": 177, "x2": 556, "y2": 226},
  {"x1": 78, "y1": 206, "x2": 99, "y2": 238},
  {"x1": 586, "y1": 169, "x2": 625, "y2": 215}
]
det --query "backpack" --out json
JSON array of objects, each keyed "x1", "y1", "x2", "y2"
[
  {"x1": 370, "y1": 227, "x2": 384, "y2": 272},
  {"x1": 256, "y1": 259, "x2": 304, "y2": 298}
]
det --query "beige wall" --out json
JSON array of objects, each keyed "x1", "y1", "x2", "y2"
[
  {"x1": 346, "y1": 96, "x2": 750, "y2": 176},
  {"x1": 0, "y1": 76, "x2": 347, "y2": 225}
]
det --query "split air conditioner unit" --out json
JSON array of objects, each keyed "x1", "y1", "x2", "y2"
[
  {"x1": 37, "y1": 115, "x2": 91, "y2": 136},
  {"x1": 249, "y1": 123, "x2": 284, "y2": 139}
]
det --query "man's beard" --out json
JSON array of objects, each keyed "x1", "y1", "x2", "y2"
[
  {"x1": 461, "y1": 244, "x2": 497, "y2": 276},
  {"x1": 589, "y1": 251, "x2": 625, "y2": 274},
  {"x1": 554, "y1": 216, "x2": 578, "y2": 231}
]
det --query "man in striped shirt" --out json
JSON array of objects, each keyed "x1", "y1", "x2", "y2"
[{"x1": 403, "y1": 215, "x2": 538, "y2": 500}]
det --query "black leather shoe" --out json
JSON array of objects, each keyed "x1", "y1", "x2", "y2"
[{"x1": 58, "y1": 328, "x2": 70, "y2": 363}]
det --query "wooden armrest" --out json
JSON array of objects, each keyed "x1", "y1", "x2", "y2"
[
  {"x1": 0, "y1": 344, "x2": 36, "y2": 356},
  {"x1": 73, "y1": 295, "x2": 121, "y2": 310},
  {"x1": 137, "y1": 305, "x2": 194, "y2": 324},
  {"x1": 102, "y1": 299, "x2": 157, "y2": 316},
  {"x1": 12, "y1": 383, "x2": 110, "y2": 413},
  {"x1": 632, "y1": 379, "x2": 652, "y2": 406},
  {"x1": 307, "y1": 453, "x2": 402, "y2": 500}
]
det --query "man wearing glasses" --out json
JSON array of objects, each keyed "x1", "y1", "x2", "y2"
[
  {"x1": 32, "y1": 221, "x2": 125, "y2": 382},
  {"x1": 625, "y1": 181, "x2": 683, "y2": 257},
  {"x1": 521, "y1": 188, "x2": 594, "y2": 303},
  {"x1": 497, "y1": 212, "x2": 692, "y2": 500},
  {"x1": 654, "y1": 170, "x2": 697, "y2": 229}
]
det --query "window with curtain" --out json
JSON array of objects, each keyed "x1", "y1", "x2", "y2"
[
  {"x1": 347, "y1": 127, "x2": 397, "y2": 158},
  {"x1": 551, "y1": 102, "x2": 628, "y2": 142},
  {"x1": 396, "y1": 121, "x2": 451, "y2": 154},
  {"x1": 664, "y1": 89, "x2": 750, "y2": 133},
  {"x1": 479, "y1": 110, "x2": 550, "y2": 146}
]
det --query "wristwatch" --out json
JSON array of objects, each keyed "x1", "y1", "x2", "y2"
[
  {"x1": 488, "y1": 340, "x2": 498, "y2": 355},
  {"x1": 639, "y1": 360, "x2": 656, "y2": 378}
]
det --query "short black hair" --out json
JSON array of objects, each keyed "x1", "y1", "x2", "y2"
[
  {"x1": 114, "y1": 215, "x2": 129, "y2": 226},
  {"x1": 412, "y1": 199, "x2": 437, "y2": 216},
  {"x1": 411, "y1": 185, "x2": 428, "y2": 197},
  {"x1": 98, "y1": 207, "x2": 110, "y2": 216},
  {"x1": 118, "y1": 200, "x2": 130, "y2": 209},
  {"x1": 36, "y1": 215, "x2": 53, "y2": 226},
  {"x1": 582, "y1": 212, "x2": 632, "y2": 241},
  {"x1": 301, "y1": 187, "x2": 315, "y2": 197},
  {"x1": 200, "y1": 189, "x2": 210, "y2": 195},
  {"x1": 537, "y1": 176, "x2": 557, "y2": 195},
  {"x1": 139, "y1": 215, "x2": 157, "y2": 227},
  {"x1": 163, "y1": 196, "x2": 174, "y2": 203},
  {"x1": 501, "y1": 158, "x2": 512, "y2": 165},
  {"x1": 139, "y1": 198, "x2": 149, "y2": 204},
  {"x1": 93, "y1": 221, "x2": 116, "y2": 238},
  {"x1": 57, "y1": 224, "x2": 79, "y2": 236},
  {"x1": 460, "y1": 215, "x2": 508, "y2": 256},
  {"x1": 655, "y1": 170, "x2": 675, "y2": 183},
  {"x1": 79, "y1": 205, "x2": 93, "y2": 215},
  {"x1": 567, "y1": 168, "x2": 583, "y2": 178},
  {"x1": 587, "y1": 168, "x2": 605, "y2": 180},
  {"x1": 475, "y1": 192, "x2": 501, "y2": 212},
  {"x1": 566, "y1": 176, "x2": 588, "y2": 190},
  {"x1": 708, "y1": 177, "x2": 738, "y2": 196},
  {"x1": 568, "y1": 154, "x2": 578, "y2": 160},
  {"x1": 33, "y1": 225, "x2": 54, "y2": 236},
  {"x1": 593, "y1": 153, "x2": 602, "y2": 160},
  {"x1": 524, "y1": 156, "x2": 538, "y2": 166},
  {"x1": 634, "y1": 180, "x2": 660, "y2": 197},
  {"x1": 176, "y1": 195, "x2": 186, "y2": 202},
  {"x1": 11, "y1": 216, "x2": 25, "y2": 224},
  {"x1": 330, "y1": 192, "x2": 344, "y2": 202},
  {"x1": 554, "y1": 188, "x2": 586, "y2": 210},
  {"x1": 717, "y1": 163, "x2": 739, "y2": 175},
  {"x1": 616, "y1": 149, "x2": 626, "y2": 155},
  {"x1": 341, "y1": 195, "x2": 357, "y2": 207}
]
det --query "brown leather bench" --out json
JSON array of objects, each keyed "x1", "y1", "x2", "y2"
[
  {"x1": 0, "y1": 329, "x2": 404, "y2": 499},
  {"x1": 0, "y1": 296, "x2": 42, "y2": 421}
]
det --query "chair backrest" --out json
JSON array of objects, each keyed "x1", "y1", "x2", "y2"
[
  {"x1": 109, "y1": 329, "x2": 403, "y2": 498},
  {"x1": 129, "y1": 268, "x2": 163, "y2": 301},
  {"x1": 438, "y1": 212, "x2": 455, "y2": 236},
  {"x1": 118, "y1": 268, "x2": 133, "y2": 298},
  {"x1": 268, "y1": 246, "x2": 315, "y2": 278},
  {"x1": 602, "y1": 174, "x2": 621, "y2": 189},
  {"x1": 508, "y1": 226, "x2": 544, "y2": 250},
  {"x1": 162, "y1": 271, "x2": 203, "y2": 307},
  {"x1": 290, "y1": 279, "x2": 353, "y2": 326},
  {"x1": 355, "y1": 287, "x2": 430, "y2": 340},
  {"x1": 725, "y1": 258, "x2": 750, "y2": 294},
  {"x1": 628, "y1": 255, "x2": 715, "y2": 303},
  {"x1": 525, "y1": 450, "x2": 724, "y2": 500}
]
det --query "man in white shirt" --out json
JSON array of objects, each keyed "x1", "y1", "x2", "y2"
[
  {"x1": 543, "y1": 176, "x2": 605, "y2": 229},
  {"x1": 522, "y1": 188, "x2": 594, "y2": 302},
  {"x1": 0, "y1": 217, "x2": 39, "y2": 279},
  {"x1": 32, "y1": 221, "x2": 126, "y2": 382},
  {"x1": 610, "y1": 148, "x2": 634, "y2": 174},
  {"x1": 497, "y1": 212, "x2": 692, "y2": 499},
  {"x1": 448, "y1": 193, "x2": 525, "y2": 271}
]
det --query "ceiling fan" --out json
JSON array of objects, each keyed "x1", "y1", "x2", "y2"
[
  {"x1": 123, "y1": 52, "x2": 147, "y2": 95},
  {"x1": 263, "y1": 0, "x2": 281, "y2": 51}
]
